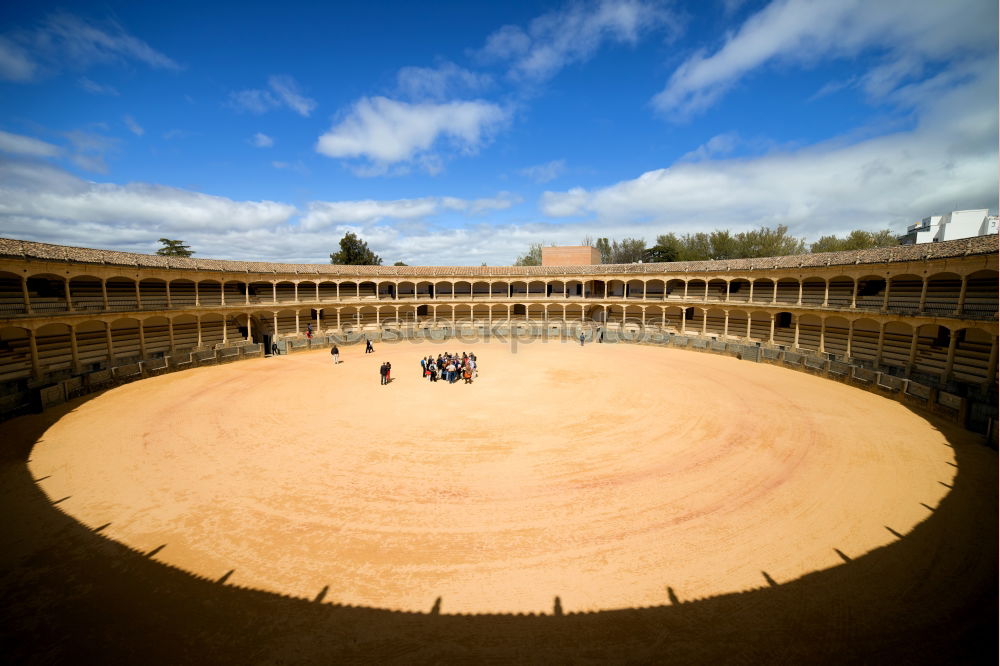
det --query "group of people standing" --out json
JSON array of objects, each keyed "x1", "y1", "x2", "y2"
[
  {"x1": 379, "y1": 361, "x2": 392, "y2": 385},
  {"x1": 421, "y1": 352, "x2": 477, "y2": 384}
]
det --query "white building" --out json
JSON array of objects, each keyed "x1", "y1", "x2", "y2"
[{"x1": 898, "y1": 209, "x2": 998, "y2": 245}]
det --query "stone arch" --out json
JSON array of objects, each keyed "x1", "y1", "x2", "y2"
[
  {"x1": 963, "y1": 270, "x2": 999, "y2": 319},
  {"x1": 823, "y1": 316, "x2": 851, "y2": 357},
  {"x1": 198, "y1": 279, "x2": 222, "y2": 307},
  {"x1": 26, "y1": 272, "x2": 69, "y2": 313},
  {"x1": 170, "y1": 278, "x2": 197, "y2": 308},
  {"x1": 35, "y1": 322, "x2": 73, "y2": 374},
  {"x1": 0, "y1": 271, "x2": 25, "y2": 315},
  {"x1": 750, "y1": 278, "x2": 773, "y2": 303},
  {"x1": 171, "y1": 314, "x2": 199, "y2": 351},
  {"x1": 139, "y1": 278, "x2": 168, "y2": 309},
  {"x1": 850, "y1": 318, "x2": 881, "y2": 361},
  {"x1": 728, "y1": 278, "x2": 751, "y2": 303},
  {"x1": 198, "y1": 313, "x2": 226, "y2": 346},
  {"x1": 106, "y1": 276, "x2": 139, "y2": 310},
  {"x1": 854, "y1": 274, "x2": 886, "y2": 311},
  {"x1": 0, "y1": 325, "x2": 32, "y2": 381},
  {"x1": 142, "y1": 316, "x2": 171, "y2": 356},
  {"x1": 110, "y1": 317, "x2": 141, "y2": 361},
  {"x1": 826, "y1": 275, "x2": 854, "y2": 308}
]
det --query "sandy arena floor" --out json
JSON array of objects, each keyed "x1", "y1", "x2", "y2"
[{"x1": 27, "y1": 340, "x2": 956, "y2": 615}]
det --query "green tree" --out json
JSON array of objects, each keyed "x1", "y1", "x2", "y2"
[
  {"x1": 609, "y1": 237, "x2": 646, "y2": 263},
  {"x1": 595, "y1": 237, "x2": 612, "y2": 263},
  {"x1": 330, "y1": 232, "x2": 382, "y2": 265},
  {"x1": 393, "y1": 261, "x2": 407, "y2": 266},
  {"x1": 810, "y1": 229, "x2": 898, "y2": 253},
  {"x1": 156, "y1": 238, "x2": 193, "y2": 257},
  {"x1": 514, "y1": 242, "x2": 544, "y2": 266},
  {"x1": 734, "y1": 225, "x2": 806, "y2": 258}
]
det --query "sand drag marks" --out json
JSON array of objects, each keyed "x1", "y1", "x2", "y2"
[{"x1": 28, "y1": 341, "x2": 955, "y2": 614}]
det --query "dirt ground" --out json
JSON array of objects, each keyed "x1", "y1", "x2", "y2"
[{"x1": 27, "y1": 339, "x2": 959, "y2": 615}]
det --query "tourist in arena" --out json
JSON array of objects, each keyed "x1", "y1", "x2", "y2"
[
  {"x1": 385, "y1": 361, "x2": 392, "y2": 383},
  {"x1": 331, "y1": 344, "x2": 340, "y2": 364},
  {"x1": 420, "y1": 357, "x2": 427, "y2": 377},
  {"x1": 365, "y1": 337, "x2": 374, "y2": 354},
  {"x1": 379, "y1": 362, "x2": 387, "y2": 385},
  {"x1": 580, "y1": 332, "x2": 585, "y2": 346}
]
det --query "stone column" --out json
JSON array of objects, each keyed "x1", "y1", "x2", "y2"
[
  {"x1": 197, "y1": 317, "x2": 203, "y2": 347},
  {"x1": 195, "y1": 281, "x2": 200, "y2": 307},
  {"x1": 822, "y1": 279, "x2": 829, "y2": 307},
  {"x1": 818, "y1": 319, "x2": 825, "y2": 353},
  {"x1": 881, "y1": 277, "x2": 891, "y2": 312},
  {"x1": 65, "y1": 277, "x2": 74, "y2": 312},
  {"x1": 746, "y1": 314, "x2": 752, "y2": 339},
  {"x1": 793, "y1": 315, "x2": 800, "y2": 348},
  {"x1": 105, "y1": 324, "x2": 114, "y2": 365},
  {"x1": 954, "y1": 275, "x2": 969, "y2": 315},
  {"x1": 771, "y1": 281, "x2": 777, "y2": 304},
  {"x1": 166, "y1": 281, "x2": 173, "y2": 308},
  {"x1": 28, "y1": 329, "x2": 40, "y2": 379},
  {"x1": 701, "y1": 309, "x2": 707, "y2": 335},
  {"x1": 138, "y1": 321, "x2": 147, "y2": 357},
  {"x1": 874, "y1": 323, "x2": 886, "y2": 365},
  {"x1": 246, "y1": 315, "x2": 253, "y2": 342},
  {"x1": 796, "y1": 280, "x2": 803, "y2": 306},
  {"x1": 748, "y1": 280, "x2": 754, "y2": 303},
  {"x1": 906, "y1": 328, "x2": 920, "y2": 377},
  {"x1": 101, "y1": 279, "x2": 109, "y2": 311},
  {"x1": 21, "y1": 276, "x2": 33, "y2": 315},
  {"x1": 768, "y1": 313, "x2": 775, "y2": 344},
  {"x1": 168, "y1": 318, "x2": 175, "y2": 351},
  {"x1": 723, "y1": 311, "x2": 729, "y2": 337},
  {"x1": 850, "y1": 278, "x2": 858, "y2": 309},
  {"x1": 944, "y1": 328, "x2": 959, "y2": 379},
  {"x1": 918, "y1": 277, "x2": 929, "y2": 312},
  {"x1": 69, "y1": 326, "x2": 79, "y2": 370},
  {"x1": 845, "y1": 320, "x2": 854, "y2": 358},
  {"x1": 295, "y1": 311, "x2": 300, "y2": 334}
]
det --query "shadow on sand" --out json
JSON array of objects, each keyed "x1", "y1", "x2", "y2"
[{"x1": 0, "y1": 395, "x2": 995, "y2": 664}]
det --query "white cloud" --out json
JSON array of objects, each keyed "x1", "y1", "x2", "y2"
[
  {"x1": 654, "y1": 0, "x2": 996, "y2": 115},
  {"x1": 397, "y1": 61, "x2": 492, "y2": 100},
  {"x1": 229, "y1": 75, "x2": 317, "y2": 117},
  {"x1": 0, "y1": 37, "x2": 38, "y2": 81},
  {"x1": 0, "y1": 158, "x2": 297, "y2": 239},
  {"x1": 0, "y1": 12, "x2": 178, "y2": 83},
  {"x1": 315, "y1": 96, "x2": 509, "y2": 172},
  {"x1": 267, "y1": 75, "x2": 317, "y2": 117},
  {"x1": 544, "y1": 60, "x2": 997, "y2": 239},
  {"x1": 679, "y1": 132, "x2": 739, "y2": 161},
  {"x1": 78, "y1": 77, "x2": 119, "y2": 96},
  {"x1": 479, "y1": 0, "x2": 673, "y2": 82},
  {"x1": 0, "y1": 130, "x2": 61, "y2": 158},
  {"x1": 518, "y1": 159, "x2": 567, "y2": 183},
  {"x1": 300, "y1": 193, "x2": 519, "y2": 230},
  {"x1": 123, "y1": 115, "x2": 144, "y2": 136},
  {"x1": 251, "y1": 132, "x2": 274, "y2": 148},
  {"x1": 63, "y1": 130, "x2": 119, "y2": 173}
]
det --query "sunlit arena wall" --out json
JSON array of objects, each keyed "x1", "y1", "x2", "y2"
[{"x1": 0, "y1": 235, "x2": 996, "y2": 433}]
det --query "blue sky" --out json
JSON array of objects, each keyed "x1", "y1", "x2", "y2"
[{"x1": 0, "y1": 0, "x2": 996, "y2": 265}]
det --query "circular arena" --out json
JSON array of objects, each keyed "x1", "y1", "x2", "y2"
[{"x1": 1, "y1": 236, "x2": 997, "y2": 663}]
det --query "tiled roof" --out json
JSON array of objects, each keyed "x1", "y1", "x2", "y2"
[{"x1": 0, "y1": 235, "x2": 996, "y2": 277}]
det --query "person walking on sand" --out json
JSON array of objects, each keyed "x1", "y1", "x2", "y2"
[
  {"x1": 579, "y1": 332, "x2": 585, "y2": 346},
  {"x1": 365, "y1": 337, "x2": 374, "y2": 354},
  {"x1": 420, "y1": 357, "x2": 427, "y2": 378},
  {"x1": 331, "y1": 344, "x2": 340, "y2": 364}
]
